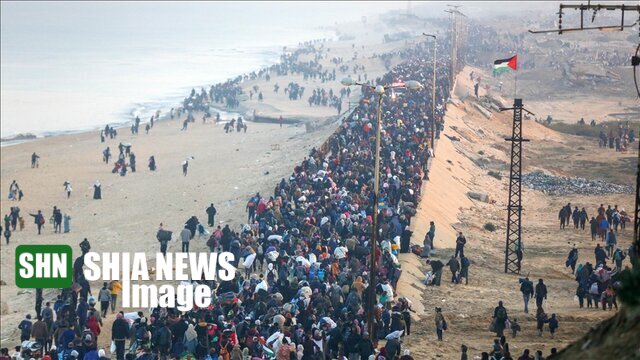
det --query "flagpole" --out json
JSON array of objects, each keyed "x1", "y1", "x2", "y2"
[{"x1": 514, "y1": 71, "x2": 517, "y2": 99}]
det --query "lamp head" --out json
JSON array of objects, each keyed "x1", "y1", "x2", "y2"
[
  {"x1": 341, "y1": 77, "x2": 355, "y2": 86},
  {"x1": 375, "y1": 85, "x2": 385, "y2": 95},
  {"x1": 405, "y1": 80, "x2": 423, "y2": 91}
]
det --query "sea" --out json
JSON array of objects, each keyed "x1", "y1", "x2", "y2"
[{"x1": 1, "y1": 2, "x2": 404, "y2": 141}]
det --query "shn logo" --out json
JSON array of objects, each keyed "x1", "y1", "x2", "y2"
[{"x1": 16, "y1": 245, "x2": 72, "y2": 288}]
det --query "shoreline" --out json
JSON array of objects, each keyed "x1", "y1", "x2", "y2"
[
  {"x1": 0, "y1": 106, "x2": 245, "y2": 148},
  {"x1": 0, "y1": 32, "x2": 337, "y2": 145}
]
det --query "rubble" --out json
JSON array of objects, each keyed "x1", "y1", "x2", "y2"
[
  {"x1": 468, "y1": 191, "x2": 490, "y2": 202},
  {"x1": 521, "y1": 171, "x2": 634, "y2": 196},
  {"x1": 473, "y1": 103, "x2": 493, "y2": 119}
]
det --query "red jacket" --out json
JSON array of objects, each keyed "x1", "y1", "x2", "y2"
[{"x1": 87, "y1": 316, "x2": 101, "y2": 337}]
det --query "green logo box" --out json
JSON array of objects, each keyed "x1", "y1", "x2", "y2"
[{"x1": 15, "y1": 245, "x2": 73, "y2": 288}]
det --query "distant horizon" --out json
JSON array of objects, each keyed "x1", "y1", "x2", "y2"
[{"x1": 1, "y1": 2, "x2": 410, "y2": 137}]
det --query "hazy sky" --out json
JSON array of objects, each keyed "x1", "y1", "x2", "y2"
[{"x1": 1, "y1": 1, "x2": 573, "y2": 53}]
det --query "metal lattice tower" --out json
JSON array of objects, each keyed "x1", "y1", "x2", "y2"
[{"x1": 503, "y1": 99, "x2": 531, "y2": 274}]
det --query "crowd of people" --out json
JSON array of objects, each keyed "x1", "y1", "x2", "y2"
[
  {"x1": 306, "y1": 88, "x2": 342, "y2": 114},
  {"x1": 5, "y1": 32, "x2": 454, "y2": 360},
  {"x1": 597, "y1": 122, "x2": 635, "y2": 152},
  {"x1": 5, "y1": 18, "x2": 638, "y2": 360},
  {"x1": 555, "y1": 201, "x2": 638, "y2": 316}
]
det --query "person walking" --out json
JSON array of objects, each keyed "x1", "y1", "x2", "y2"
[
  {"x1": 535, "y1": 279, "x2": 548, "y2": 308},
  {"x1": 63, "y1": 213, "x2": 71, "y2": 233},
  {"x1": 558, "y1": 206, "x2": 567, "y2": 229},
  {"x1": 97, "y1": 282, "x2": 111, "y2": 318},
  {"x1": 595, "y1": 244, "x2": 608, "y2": 266},
  {"x1": 536, "y1": 307, "x2": 548, "y2": 337},
  {"x1": 31, "y1": 152, "x2": 40, "y2": 168},
  {"x1": 93, "y1": 181, "x2": 102, "y2": 200},
  {"x1": 63, "y1": 181, "x2": 72, "y2": 199},
  {"x1": 206, "y1": 203, "x2": 217, "y2": 227},
  {"x1": 460, "y1": 255, "x2": 470, "y2": 285},
  {"x1": 103, "y1": 147, "x2": 111, "y2": 164},
  {"x1": 18, "y1": 314, "x2": 32, "y2": 342},
  {"x1": 109, "y1": 280, "x2": 122, "y2": 314},
  {"x1": 246, "y1": 193, "x2": 259, "y2": 223},
  {"x1": 589, "y1": 216, "x2": 598, "y2": 241},
  {"x1": 447, "y1": 256, "x2": 460, "y2": 284},
  {"x1": 548, "y1": 314, "x2": 559, "y2": 338},
  {"x1": 31, "y1": 315, "x2": 49, "y2": 351},
  {"x1": 519, "y1": 277, "x2": 534, "y2": 313},
  {"x1": 579, "y1": 208, "x2": 588, "y2": 230},
  {"x1": 566, "y1": 245, "x2": 578, "y2": 274},
  {"x1": 148, "y1": 156, "x2": 156, "y2": 171},
  {"x1": 605, "y1": 230, "x2": 617, "y2": 258},
  {"x1": 455, "y1": 232, "x2": 466, "y2": 258},
  {"x1": 111, "y1": 312, "x2": 129, "y2": 360},
  {"x1": 52, "y1": 206, "x2": 62, "y2": 234},
  {"x1": 434, "y1": 307, "x2": 447, "y2": 341},
  {"x1": 156, "y1": 224, "x2": 172, "y2": 256},
  {"x1": 182, "y1": 159, "x2": 189, "y2": 176},
  {"x1": 29, "y1": 210, "x2": 45, "y2": 235},
  {"x1": 428, "y1": 221, "x2": 436, "y2": 249},
  {"x1": 492, "y1": 301, "x2": 508, "y2": 338},
  {"x1": 180, "y1": 226, "x2": 191, "y2": 252},
  {"x1": 3, "y1": 227, "x2": 11, "y2": 245}
]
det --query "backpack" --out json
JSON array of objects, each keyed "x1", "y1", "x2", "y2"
[
  {"x1": 136, "y1": 325, "x2": 147, "y2": 340},
  {"x1": 158, "y1": 230, "x2": 172, "y2": 242},
  {"x1": 156, "y1": 327, "x2": 171, "y2": 348},
  {"x1": 496, "y1": 307, "x2": 507, "y2": 320},
  {"x1": 20, "y1": 320, "x2": 32, "y2": 337}
]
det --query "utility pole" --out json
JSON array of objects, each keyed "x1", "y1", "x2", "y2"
[
  {"x1": 422, "y1": 33, "x2": 437, "y2": 155},
  {"x1": 445, "y1": 9, "x2": 456, "y2": 87},
  {"x1": 500, "y1": 99, "x2": 533, "y2": 274},
  {"x1": 445, "y1": 5, "x2": 466, "y2": 87}
]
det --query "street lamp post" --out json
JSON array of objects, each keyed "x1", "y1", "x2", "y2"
[
  {"x1": 341, "y1": 77, "x2": 423, "y2": 341},
  {"x1": 423, "y1": 33, "x2": 437, "y2": 157}
]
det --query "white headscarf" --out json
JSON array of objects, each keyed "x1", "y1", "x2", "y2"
[{"x1": 184, "y1": 324, "x2": 197, "y2": 342}]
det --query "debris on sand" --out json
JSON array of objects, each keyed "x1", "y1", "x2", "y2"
[
  {"x1": 468, "y1": 191, "x2": 490, "y2": 203},
  {"x1": 521, "y1": 171, "x2": 633, "y2": 196}
]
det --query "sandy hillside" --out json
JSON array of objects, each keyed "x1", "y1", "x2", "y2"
[{"x1": 397, "y1": 66, "x2": 637, "y2": 359}]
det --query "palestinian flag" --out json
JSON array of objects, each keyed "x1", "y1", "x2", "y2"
[{"x1": 493, "y1": 55, "x2": 517, "y2": 75}]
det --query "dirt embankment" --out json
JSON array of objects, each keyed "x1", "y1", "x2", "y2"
[{"x1": 396, "y1": 65, "x2": 636, "y2": 359}]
